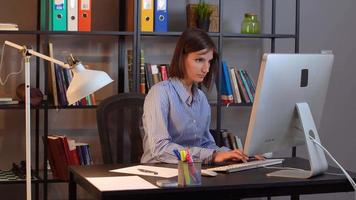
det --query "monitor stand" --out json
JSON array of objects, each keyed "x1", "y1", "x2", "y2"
[{"x1": 267, "y1": 102, "x2": 328, "y2": 179}]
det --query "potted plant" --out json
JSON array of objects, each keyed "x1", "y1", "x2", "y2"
[{"x1": 195, "y1": 0, "x2": 213, "y2": 31}]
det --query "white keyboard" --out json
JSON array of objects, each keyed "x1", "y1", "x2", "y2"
[{"x1": 207, "y1": 159, "x2": 284, "y2": 173}]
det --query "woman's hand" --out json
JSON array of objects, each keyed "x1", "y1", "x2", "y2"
[{"x1": 212, "y1": 149, "x2": 249, "y2": 164}]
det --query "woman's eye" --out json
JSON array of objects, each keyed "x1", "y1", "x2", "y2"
[{"x1": 195, "y1": 58, "x2": 204, "y2": 62}]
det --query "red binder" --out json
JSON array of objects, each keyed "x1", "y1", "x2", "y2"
[{"x1": 78, "y1": 0, "x2": 91, "y2": 31}]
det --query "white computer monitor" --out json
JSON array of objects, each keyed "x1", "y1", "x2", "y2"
[{"x1": 243, "y1": 53, "x2": 334, "y2": 178}]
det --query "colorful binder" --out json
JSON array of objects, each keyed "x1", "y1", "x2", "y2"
[
  {"x1": 154, "y1": 0, "x2": 168, "y2": 32},
  {"x1": 52, "y1": 0, "x2": 67, "y2": 31},
  {"x1": 141, "y1": 0, "x2": 154, "y2": 32},
  {"x1": 67, "y1": 0, "x2": 78, "y2": 31},
  {"x1": 78, "y1": 0, "x2": 91, "y2": 31},
  {"x1": 40, "y1": 0, "x2": 47, "y2": 30}
]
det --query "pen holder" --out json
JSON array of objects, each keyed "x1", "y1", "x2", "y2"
[{"x1": 177, "y1": 161, "x2": 201, "y2": 187}]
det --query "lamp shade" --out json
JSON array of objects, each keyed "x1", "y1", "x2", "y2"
[{"x1": 66, "y1": 63, "x2": 113, "y2": 105}]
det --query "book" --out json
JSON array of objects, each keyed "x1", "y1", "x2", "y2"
[
  {"x1": 0, "y1": 97, "x2": 13, "y2": 101},
  {"x1": 67, "y1": 139, "x2": 80, "y2": 165},
  {"x1": 0, "y1": 23, "x2": 19, "y2": 31},
  {"x1": 0, "y1": 100, "x2": 19, "y2": 105},
  {"x1": 221, "y1": 61, "x2": 234, "y2": 105},
  {"x1": 227, "y1": 132, "x2": 238, "y2": 150},
  {"x1": 0, "y1": 97, "x2": 19, "y2": 105},
  {"x1": 127, "y1": 49, "x2": 134, "y2": 92},
  {"x1": 229, "y1": 67, "x2": 242, "y2": 104},
  {"x1": 234, "y1": 135, "x2": 243, "y2": 151},
  {"x1": 234, "y1": 67, "x2": 250, "y2": 103},
  {"x1": 76, "y1": 142, "x2": 92, "y2": 165},
  {"x1": 144, "y1": 63, "x2": 153, "y2": 89},
  {"x1": 151, "y1": 64, "x2": 161, "y2": 85},
  {"x1": 221, "y1": 131, "x2": 231, "y2": 149},
  {"x1": 46, "y1": 135, "x2": 69, "y2": 180},
  {"x1": 242, "y1": 69, "x2": 256, "y2": 96},
  {"x1": 159, "y1": 65, "x2": 168, "y2": 81},
  {"x1": 239, "y1": 69, "x2": 254, "y2": 103},
  {"x1": 209, "y1": 129, "x2": 227, "y2": 147},
  {"x1": 140, "y1": 61, "x2": 146, "y2": 94},
  {"x1": 140, "y1": 50, "x2": 146, "y2": 94}
]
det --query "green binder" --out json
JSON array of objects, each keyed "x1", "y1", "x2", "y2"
[{"x1": 52, "y1": 0, "x2": 67, "y2": 31}]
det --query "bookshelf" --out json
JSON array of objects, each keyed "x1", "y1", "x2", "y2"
[{"x1": 0, "y1": 0, "x2": 299, "y2": 199}]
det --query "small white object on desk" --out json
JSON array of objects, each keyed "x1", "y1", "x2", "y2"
[{"x1": 201, "y1": 169, "x2": 218, "y2": 177}]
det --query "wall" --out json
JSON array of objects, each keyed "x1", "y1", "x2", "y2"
[
  {"x1": 263, "y1": 0, "x2": 356, "y2": 199},
  {"x1": 294, "y1": 0, "x2": 356, "y2": 199}
]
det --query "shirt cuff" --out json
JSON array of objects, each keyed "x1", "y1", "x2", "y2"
[
  {"x1": 217, "y1": 146, "x2": 231, "y2": 152},
  {"x1": 201, "y1": 149, "x2": 216, "y2": 165}
]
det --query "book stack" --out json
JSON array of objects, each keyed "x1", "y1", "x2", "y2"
[
  {"x1": 0, "y1": 23, "x2": 19, "y2": 31},
  {"x1": 47, "y1": 43, "x2": 96, "y2": 107},
  {"x1": 221, "y1": 131, "x2": 243, "y2": 151},
  {"x1": 127, "y1": 49, "x2": 147, "y2": 94},
  {"x1": 0, "y1": 97, "x2": 19, "y2": 105},
  {"x1": 144, "y1": 63, "x2": 169, "y2": 92},
  {"x1": 220, "y1": 61, "x2": 256, "y2": 105},
  {"x1": 45, "y1": 135, "x2": 93, "y2": 181}
]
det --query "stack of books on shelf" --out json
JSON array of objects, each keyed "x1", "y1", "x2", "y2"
[
  {"x1": 220, "y1": 61, "x2": 256, "y2": 105},
  {"x1": 210, "y1": 129, "x2": 243, "y2": 150},
  {"x1": 45, "y1": 135, "x2": 93, "y2": 181},
  {"x1": 0, "y1": 97, "x2": 19, "y2": 105},
  {"x1": 48, "y1": 43, "x2": 96, "y2": 107},
  {"x1": 144, "y1": 63, "x2": 169, "y2": 91},
  {"x1": 0, "y1": 23, "x2": 19, "y2": 31},
  {"x1": 127, "y1": 49, "x2": 169, "y2": 94}
]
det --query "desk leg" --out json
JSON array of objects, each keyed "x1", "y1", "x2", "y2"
[
  {"x1": 291, "y1": 195, "x2": 299, "y2": 200},
  {"x1": 69, "y1": 171, "x2": 77, "y2": 200}
]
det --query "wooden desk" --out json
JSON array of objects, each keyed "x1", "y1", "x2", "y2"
[{"x1": 69, "y1": 157, "x2": 355, "y2": 200}]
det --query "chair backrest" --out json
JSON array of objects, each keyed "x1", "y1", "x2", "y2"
[{"x1": 96, "y1": 93, "x2": 145, "y2": 164}]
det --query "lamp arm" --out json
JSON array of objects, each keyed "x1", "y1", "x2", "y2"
[{"x1": 4, "y1": 40, "x2": 71, "y2": 69}]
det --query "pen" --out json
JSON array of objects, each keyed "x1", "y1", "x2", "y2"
[
  {"x1": 138, "y1": 168, "x2": 158, "y2": 175},
  {"x1": 173, "y1": 149, "x2": 181, "y2": 160}
]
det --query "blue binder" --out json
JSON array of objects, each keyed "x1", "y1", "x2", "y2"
[{"x1": 154, "y1": 0, "x2": 168, "y2": 32}]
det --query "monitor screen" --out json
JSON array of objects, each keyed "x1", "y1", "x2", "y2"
[{"x1": 244, "y1": 53, "x2": 334, "y2": 157}]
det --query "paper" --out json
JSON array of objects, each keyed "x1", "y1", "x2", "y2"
[
  {"x1": 110, "y1": 165, "x2": 178, "y2": 178},
  {"x1": 86, "y1": 176, "x2": 158, "y2": 191}
]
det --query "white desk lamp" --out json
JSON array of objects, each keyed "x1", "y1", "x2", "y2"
[{"x1": 4, "y1": 40, "x2": 113, "y2": 200}]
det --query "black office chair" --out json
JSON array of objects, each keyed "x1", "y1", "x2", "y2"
[{"x1": 96, "y1": 93, "x2": 145, "y2": 164}]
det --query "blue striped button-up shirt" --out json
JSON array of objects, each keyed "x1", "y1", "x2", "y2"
[{"x1": 141, "y1": 78, "x2": 229, "y2": 164}]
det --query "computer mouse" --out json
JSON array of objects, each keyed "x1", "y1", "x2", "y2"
[{"x1": 201, "y1": 169, "x2": 218, "y2": 177}]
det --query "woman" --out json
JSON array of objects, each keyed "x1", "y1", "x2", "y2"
[{"x1": 141, "y1": 28, "x2": 248, "y2": 164}]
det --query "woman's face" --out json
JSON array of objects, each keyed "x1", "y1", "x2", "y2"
[{"x1": 183, "y1": 48, "x2": 213, "y2": 85}]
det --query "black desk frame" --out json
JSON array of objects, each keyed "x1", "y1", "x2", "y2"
[{"x1": 69, "y1": 158, "x2": 355, "y2": 200}]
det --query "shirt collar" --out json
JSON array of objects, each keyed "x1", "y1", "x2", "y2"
[{"x1": 170, "y1": 78, "x2": 201, "y2": 106}]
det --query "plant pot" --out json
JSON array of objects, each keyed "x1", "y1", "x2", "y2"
[{"x1": 197, "y1": 18, "x2": 210, "y2": 32}]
